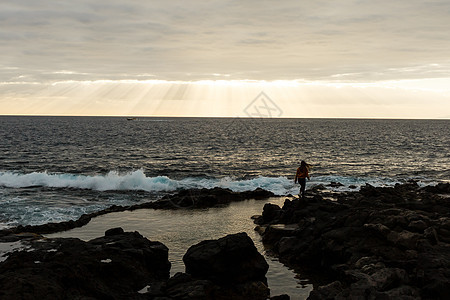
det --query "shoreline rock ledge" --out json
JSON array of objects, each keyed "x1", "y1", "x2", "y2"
[
  {"x1": 254, "y1": 182, "x2": 450, "y2": 299},
  {"x1": 0, "y1": 228, "x2": 171, "y2": 299},
  {"x1": 0, "y1": 229, "x2": 286, "y2": 299}
]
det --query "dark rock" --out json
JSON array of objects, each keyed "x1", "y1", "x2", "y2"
[
  {"x1": 0, "y1": 229, "x2": 170, "y2": 299},
  {"x1": 261, "y1": 203, "x2": 282, "y2": 224},
  {"x1": 376, "y1": 285, "x2": 421, "y2": 299},
  {"x1": 386, "y1": 230, "x2": 421, "y2": 249},
  {"x1": 254, "y1": 182, "x2": 450, "y2": 299},
  {"x1": 408, "y1": 220, "x2": 428, "y2": 233},
  {"x1": 162, "y1": 232, "x2": 270, "y2": 300},
  {"x1": 424, "y1": 227, "x2": 440, "y2": 245},
  {"x1": 254, "y1": 225, "x2": 266, "y2": 235},
  {"x1": 183, "y1": 232, "x2": 269, "y2": 284},
  {"x1": 242, "y1": 187, "x2": 276, "y2": 199},
  {"x1": 308, "y1": 281, "x2": 344, "y2": 300},
  {"x1": 163, "y1": 271, "x2": 270, "y2": 300},
  {"x1": 105, "y1": 227, "x2": 125, "y2": 236},
  {"x1": 164, "y1": 272, "x2": 214, "y2": 299},
  {"x1": 422, "y1": 182, "x2": 450, "y2": 194},
  {"x1": 262, "y1": 224, "x2": 299, "y2": 245},
  {"x1": 270, "y1": 294, "x2": 291, "y2": 300},
  {"x1": 329, "y1": 182, "x2": 344, "y2": 187},
  {"x1": 310, "y1": 184, "x2": 326, "y2": 192}
]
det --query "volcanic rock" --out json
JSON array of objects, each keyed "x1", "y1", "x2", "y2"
[
  {"x1": 254, "y1": 182, "x2": 450, "y2": 299},
  {"x1": 183, "y1": 232, "x2": 269, "y2": 284},
  {"x1": 0, "y1": 229, "x2": 170, "y2": 299}
]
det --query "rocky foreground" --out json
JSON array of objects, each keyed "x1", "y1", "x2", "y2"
[
  {"x1": 254, "y1": 182, "x2": 450, "y2": 299},
  {"x1": 0, "y1": 229, "x2": 284, "y2": 299},
  {"x1": 0, "y1": 187, "x2": 279, "y2": 299},
  {"x1": 1, "y1": 182, "x2": 449, "y2": 299}
]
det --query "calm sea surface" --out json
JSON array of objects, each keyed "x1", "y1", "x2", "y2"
[{"x1": 0, "y1": 116, "x2": 448, "y2": 227}]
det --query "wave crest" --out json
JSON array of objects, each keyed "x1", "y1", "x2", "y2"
[
  {"x1": 0, "y1": 170, "x2": 418, "y2": 195},
  {"x1": 0, "y1": 170, "x2": 297, "y2": 195}
]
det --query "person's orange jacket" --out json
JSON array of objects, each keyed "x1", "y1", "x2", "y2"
[{"x1": 295, "y1": 167, "x2": 310, "y2": 182}]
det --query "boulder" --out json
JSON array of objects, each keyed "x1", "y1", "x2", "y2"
[
  {"x1": 261, "y1": 203, "x2": 282, "y2": 224},
  {"x1": 386, "y1": 230, "x2": 421, "y2": 249},
  {"x1": 308, "y1": 281, "x2": 344, "y2": 300},
  {"x1": 162, "y1": 271, "x2": 270, "y2": 300},
  {"x1": 183, "y1": 232, "x2": 269, "y2": 284},
  {"x1": 262, "y1": 224, "x2": 299, "y2": 245}
]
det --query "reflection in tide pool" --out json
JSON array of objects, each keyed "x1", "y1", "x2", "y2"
[{"x1": 48, "y1": 197, "x2": 313, "y2": 299}]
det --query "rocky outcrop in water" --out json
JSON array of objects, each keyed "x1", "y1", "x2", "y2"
[
  {"x1": 153, "y1": 232, "x2": 271, "y2": 300},
  {"x1": 254, "y1": 182, "x2": 450, "y2": 299},
  {"x1": 183, "y1": 232, "x2": 269, "y2": 284}
]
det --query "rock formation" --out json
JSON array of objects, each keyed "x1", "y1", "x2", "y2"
[
  {"x1": 0, "y1": 228, "x2": 170, "y2": 299},
  {"x1": 254, "y1": 182, "x2": 450, "y2": 299}
]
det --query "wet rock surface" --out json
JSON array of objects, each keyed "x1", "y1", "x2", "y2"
[{"x1": 254, "y1": 182, "x2": 450, "y2": 299}]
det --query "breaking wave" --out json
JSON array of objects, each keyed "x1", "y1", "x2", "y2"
[
  {"x1": 0, "y1": 170, "x2": 296, "y2": 195},
  {"x1": 0, "y1": 169, "x2": 412, "y2": 196}
]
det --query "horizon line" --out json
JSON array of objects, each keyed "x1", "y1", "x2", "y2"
[{"x1": 1, "y1": 114, "x2": 449, "y2": 121}]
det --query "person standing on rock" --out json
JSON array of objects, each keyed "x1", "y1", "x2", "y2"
[{"x1": 295, "y1": 161, "x2": 311, "y2": 199}]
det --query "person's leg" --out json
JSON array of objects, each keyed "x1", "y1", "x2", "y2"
[{"x1": 299, "y1": 178, "x2": 306, "y2": 198}]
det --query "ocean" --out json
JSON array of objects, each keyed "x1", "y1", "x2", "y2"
[{"x1": 0, "y1": 116, "x2": 448, "y2": 228}]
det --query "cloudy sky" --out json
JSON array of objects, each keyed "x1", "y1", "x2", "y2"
[{"x1": 1, "y1": 0, "x2": 450, "y2": 118}]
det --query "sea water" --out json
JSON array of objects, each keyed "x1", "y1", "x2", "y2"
[
  {"x1": 1, "y1": 116, "x2": 448, "y2": 228},
  {"x1": 1, "y1": 116, "x2": 448, "y2": 299}
]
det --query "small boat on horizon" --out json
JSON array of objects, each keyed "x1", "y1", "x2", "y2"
[{"x1": 127, "y1": 117, "x2": 137, "y2": 121}]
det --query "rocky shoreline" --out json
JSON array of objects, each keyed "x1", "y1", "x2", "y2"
[
  {"x1": 254, "y1": 182, "x2": 450, "y2": 299},
  {"x1": 1, "y1": 182, "x2": 449, "y2": 299},
  {"x1": 0, "y1": 228, "x2": 281, "y2": 299}
]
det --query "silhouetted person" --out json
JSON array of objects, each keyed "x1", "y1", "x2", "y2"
[{"x1": 294, "y1": 161, "x2": 311, "y2": 199}]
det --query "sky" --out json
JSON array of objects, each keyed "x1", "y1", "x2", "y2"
[{"x1": 1, "y1": 0, "x2": 450, "y2": 118}]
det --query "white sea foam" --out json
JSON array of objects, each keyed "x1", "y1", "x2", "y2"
[
  {"x1": 0, "y1": 170, "x2": 296, "y2": 194},
  {"x1": 0, "y1": 170, "x2": 434, "y2": 229},
  {"x1": 0, "y1": 170, "x2": 406, "y2": 196}
]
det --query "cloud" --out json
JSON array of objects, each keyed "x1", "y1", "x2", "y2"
[
  {"x1": 1, "y1": 0, "x2": 450, "y2": 83},
  {"x1": 1, "y1": 1, "x2": 450, "y2": 118}
]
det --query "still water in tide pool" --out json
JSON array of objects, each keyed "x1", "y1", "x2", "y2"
[{"x1": 47, "y1": 197, "x2": 312, "y2": 300}]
